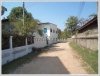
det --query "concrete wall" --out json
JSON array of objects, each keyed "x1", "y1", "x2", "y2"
[
  {"x1": 2, "y1": 36, "x2": 47, "y2": 65},
  {"x1": 72, "y1": 37, "x2": 98, "y2": 51}
]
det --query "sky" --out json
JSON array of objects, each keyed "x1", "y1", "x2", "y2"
[{"x1": 2, "y1": 2, "x2": 97, "y2": 31}]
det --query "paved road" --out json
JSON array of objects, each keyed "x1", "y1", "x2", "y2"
[{"x1": 10, "y1": 42, "x2": 88, "y2": 74}]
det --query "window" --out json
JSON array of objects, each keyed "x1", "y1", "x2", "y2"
[
  {"x1": 50, "y1": 29, "x2": 52, "y2": 32},
  {"x1": 44, "y1": 28, "x2": 47, "y2": 33},
  {"x1": 53, "y1": 30, "x2": 55, "y2": 33}
]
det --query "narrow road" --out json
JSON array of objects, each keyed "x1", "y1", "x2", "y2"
[{"x1": 10, "y1": 42, "x2": 88, "y2": 74}]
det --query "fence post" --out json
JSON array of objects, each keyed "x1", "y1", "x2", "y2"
[
  {"x1": 26, "y1": 37, "x2": 28, "y2": 45},
  {"x1": 25, "y1": 37, "x2": 28, "y2": 53},
  {"x1": 10, "y1": 36, "x2": 13, "y2": 49}
]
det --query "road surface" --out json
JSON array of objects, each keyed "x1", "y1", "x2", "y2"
[{"x1": 10, "y1": 42, "x2": 88, "y2": 74}]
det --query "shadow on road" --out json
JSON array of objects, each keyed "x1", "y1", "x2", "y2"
[
  {"x1": 43, "y1": 44, "x2": 65, "y2": 53},
  {"x1": 11, "y1": 56, "x2": 70, "y2": 74},
  {"x1": 2, "y1": 43, "x2": 69, "y2": 74}
]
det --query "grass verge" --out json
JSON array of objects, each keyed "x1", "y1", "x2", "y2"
[{"x1": 69, "y1": 42, "x2": 98, "y2": 74}]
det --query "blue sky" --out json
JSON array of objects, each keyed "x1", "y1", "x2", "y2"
[{"x1": 2, "y1": 2, "x2": 97, "y2": 31}]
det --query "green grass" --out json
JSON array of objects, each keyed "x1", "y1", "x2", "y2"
[{"x1": 69, "y1": 42, "x2": 98, "y2": 74}]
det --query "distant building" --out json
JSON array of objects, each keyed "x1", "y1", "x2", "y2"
[{"x1": 38, "y1": 22, "x2": 58, "y2": 44}]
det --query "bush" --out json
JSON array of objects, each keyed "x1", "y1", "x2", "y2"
[
  {"x1": 12, "y1": 35, "x2": 26, "y2": 47},
  {"x1": 2, "y1": 33, "x2": 34, "y2": 49}
]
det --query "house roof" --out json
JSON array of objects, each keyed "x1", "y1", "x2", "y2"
[
  {"x1": 78, "y1": 16, "x2": 97, "y2": 32},
  {"x1": 38, "y1": 22, "x2": 57, "y2": 26},
  {"x1": 38, "y1": 22, "x2": 51, "y2": 25}
]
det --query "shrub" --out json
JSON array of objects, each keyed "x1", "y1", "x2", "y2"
[{"x1": 12, "y1": 35, "x2": 26, "y2": 47}]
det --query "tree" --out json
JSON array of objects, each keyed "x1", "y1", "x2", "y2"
[
  {"x1": 7, "y1": 7, "x2": 38, "y2": 36},
  {"x1": 57, "y1": 28, "x2": 70, "y2": 39},
  {"x1": 63, "y1": 28, "x2": 71, "y2": 38},
  {"x1": 34, "y1": 19, "x2": 41, "y2": 23},
  {"x1": 57, "y1": 28, "x2": 62, "y2": 39},
  {"x1": 65, "y1": 16, "x2": 78, "y2": 35},
  {"x1": 1, "y1": 6, "x2": 7, "y2": 15},
  {"x1": 38, "y1": 29, "x2": 43, "y2": 36},
  {"x1": 89, "y1": 13, "x2": 97, "y2": 19}
]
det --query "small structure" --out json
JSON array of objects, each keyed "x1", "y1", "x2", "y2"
[
  {"x1": 73, "y1": 16, "x2": 98, "y2": 51},
  {"x1": 38, "y1": 22, "x2": 58, "y2": 45}
]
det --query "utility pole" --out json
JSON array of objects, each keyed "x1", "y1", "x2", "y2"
[{"x1": 23, "y1": 2, "x2": 25, "y2": 27}]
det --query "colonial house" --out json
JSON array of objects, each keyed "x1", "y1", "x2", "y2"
[
  {"x1": 74, "y1": 16, "x2": 98, "y2": 51},
  {"x1": 38, "y1": 22, "x2": 58, "y2": 45}
]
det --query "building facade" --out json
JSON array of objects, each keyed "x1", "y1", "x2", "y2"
[{"x1": 38, "y1": 22, "x2": 58, "y2": 45}]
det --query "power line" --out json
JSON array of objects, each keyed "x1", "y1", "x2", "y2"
[
  {"x1": 78, "y1": 2, "x2": 85, "y2": 19},
  {"x1": 23, "y1": 2, "x2": 25, "y2": 27}
]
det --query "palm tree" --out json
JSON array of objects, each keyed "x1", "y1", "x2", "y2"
[{"x1": 1, "y1": 6, "x2": 7, "y2": 15}]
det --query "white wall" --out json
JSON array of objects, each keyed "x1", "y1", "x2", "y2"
[
  {"x1": 38, "y1": 23, "x2": 58, "y2": 44},
  {"x1": 2, "y1": 36, "x2": 47, "y2": 65}
]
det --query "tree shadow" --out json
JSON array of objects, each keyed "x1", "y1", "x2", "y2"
[
  {"x1": 2, "y1": 44, "x2": 68, "y2": 74},
  {"x1": 9, "y1": 56, "x2": 70, "y2": 74},
  {"x1": 42, "y1": 44, "x2": 65, "y2": 53}
]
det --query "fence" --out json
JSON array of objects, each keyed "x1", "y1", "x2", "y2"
[
  {"x1": 2, "y1": 36, "x2": 47, "y2": 65},
  {"x1": 71, "y1": 36, "x2": 98, "y2": 51}
]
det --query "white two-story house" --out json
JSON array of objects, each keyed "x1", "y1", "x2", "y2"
[{"x1": 38, "y1": 22, "x2": 58, "y2": 45}]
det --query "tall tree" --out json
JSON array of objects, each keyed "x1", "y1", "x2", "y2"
[
  {"x1": 7, "y1": 7, "x2": 38, "y2": 36},
  {"x1": 65, "y1": 16, "x2": 78, "y2": 35},
  {"x1": 63, "y1": 28, "x2": 71, "y2": 38},
  {"x1": 1, "y1": 6, "x2": 7, "y2": 15},
  {"x1": 57, "y1": 28, "x2": 62, "y2": 39}
]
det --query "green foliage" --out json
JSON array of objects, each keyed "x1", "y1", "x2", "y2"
[
  {"x1": 38, "y1": 29, "x2": 43, "y2": 36},
  {"x1": 57, "y1": 28, "x2": 71, "y2": 39},
  {"x1": 70, "y1": 42, "x2": 98, "y2": 73},
  {"x1": 63, "y1": 28, "x2": 71, "y2": 38},
  {"x1": 7, "y1": 7, "x2": 38, "y2": 36},
  {"x1": 57, "y1": 29, "x2": 62, "y2": 39},
  {"x1": 65, "y1": 16, "x2": 79, "y2": 35}
]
